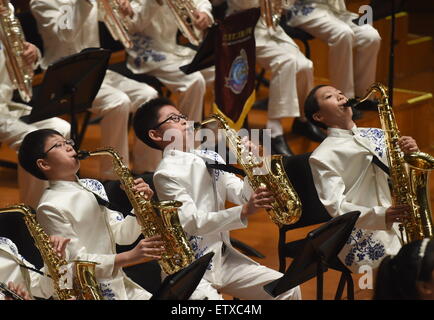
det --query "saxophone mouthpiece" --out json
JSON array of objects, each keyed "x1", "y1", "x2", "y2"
[
  {"x1": 75, "y1": 150, "x2": 91, "y2": 160},
  {"x1": 343, "y1": 98, "x2": 357, "y2": 108}
]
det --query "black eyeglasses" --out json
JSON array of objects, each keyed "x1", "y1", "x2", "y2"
[
  {"x1": 154, "y1": 113, "x2": 188, "y2": 129},
  {"x1": 44, "y1": 139, "x2": 75, "y2": 155}
]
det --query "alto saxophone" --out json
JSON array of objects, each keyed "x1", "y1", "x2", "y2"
[
  {"x1": 163, "y1": 0, "x2": 203, "y2": 46},
  {"x1": 196, "y1": 114, "x2": 302, "y2": 227},
  {"x1": 260, "y1": 0, "x2": 291, "y2": 30},
  {"x1": 356, "y1": 83, "x2": 434, "y2": 244},
  {"x1": 76, "y1": 148, "x2": 195, "y2": 275},
  {"x1": 97, "y1": 0, "x2": 133, "y2": 49},
  {"x1": 0, "y1": 204, "x2": 104, "y2": 300},
  {"x1": 0, "y1": 0, "x2": 33, "y2": 102}
]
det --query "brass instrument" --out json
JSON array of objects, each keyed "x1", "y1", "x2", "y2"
[
  {"x1": 260, "y1": 0, "x2": 286, "y2": 30},
  {"x1": 0, "y1": 0, "x2": 33, "y2": 102},
  {"x1": 76, "y1": 148, "x2": 195, "y2": 275},
  {"x1": 164, "y1": 0, "x2": 203, "y2": 46},
  {"x1": 356, "y1": 83, "x2": 434, "y2": 244},
  {"x1": 0, "y1": 204, "x2": 104, "y2": 300},
  {"x1": 196, "y1": 114, "x2": 302, "y2": 227},
  {"x1": 97, "y1": 0, "x2": 133, "y2": 49}
]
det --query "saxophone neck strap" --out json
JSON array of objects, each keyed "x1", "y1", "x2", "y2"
[
  {"x1": 371, "y1": 155, "x2": 390, "y2": 176},
  {"x1": 205, "y1": 162, "x2": 246, "y2": 177},
  {"x1": 18, "y1": 263, "x2": 51, "y2": 278}
]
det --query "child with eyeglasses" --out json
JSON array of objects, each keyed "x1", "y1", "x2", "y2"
[{"x1": 17, "y1": 129, "x2": 165, "y2": 300}]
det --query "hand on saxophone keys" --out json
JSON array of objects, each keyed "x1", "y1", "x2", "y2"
[
  {"x1": 386, "y1": 204, "x2": 411, "y2": 225},
  {"x1": 48, "y1": 235, "x2": 71, "y2": 259},
  {"x1": 193, "y1": 10, "x2": 212, "y2": 30},
  {"x1": 398, "y1": 136, "x2": 419, "y2": 154},
  {"x1": 22, "y1": 42, "x2": 39, "y2": 66},
  {"x1": 118, "y1": 235, "x2": 165, "y2": 267},
  {"x1": 241, "y1": 186, "x2": 275, "y2": 219},
  {"x1": 115, "y1": 0, "x2": 134, "y2": 18},
  {"x1": 119, "y1": 178, "x2": 154, "y2": 200}
]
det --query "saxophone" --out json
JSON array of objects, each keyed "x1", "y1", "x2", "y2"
[
  {"x1": 163, "y1": 0, "x2": 203, "y2": 46},
  {"x1": 0, "y1": 204, "x2": 104, "y2": 300},
  {"x1": 97, "y1": 0, "x2": 133, "y2": 49},
  {"x1": 196, "y1": 114, "x2": 302, "y2": 227},
  {"x1": 356, "y1": 83, "x2": 434, "y2": 244},
  {"x1": 76, "y1": 148, "x2": 195, "y2": 275},
  {"x1": 0, "y1": 0, "x2": 33, "y2": 102},
  {"x1": 260, "y1": 0, "x2": 293, "y2": 30}
]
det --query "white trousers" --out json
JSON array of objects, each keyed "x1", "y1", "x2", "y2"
[
  {"x1": 256, "y1": 35, "x2": 314, "y2": 119},
  {"x1": 91, "y1": 70, "x2": 159, "y2": 178},
  {"x1": 189, "y1": 251, "x2": 302, "y2": 300},
  {"x1": 292, "y1": 10, "x2": 381, "y2": 97},
  {"x1": 0, "y1": 104, "x2": 71, "y2": 208}
]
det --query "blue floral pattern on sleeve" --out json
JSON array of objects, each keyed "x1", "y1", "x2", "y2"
[
  {"x1": 358, "y1": 128, "x2": 386, "y2": 158},
  {"x1": 344, "y1": 228, "x2": 386, "y2": 267},
  {"x1": 130, "y1": 34, "x2": 166, "y2": 69},
  {"x1": 288, "y1": 0, "x2": 315, "y2": 17},
  {"x1": 187, "y1": 234, "x2": 212, "y2": 271},
  {"x1": 0, "y1": 237, "x2": 24, "y2": 261}
]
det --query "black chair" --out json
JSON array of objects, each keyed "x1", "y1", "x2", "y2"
[{"x1": 280, "y1": 152, "x2": 356, "y2": 300}]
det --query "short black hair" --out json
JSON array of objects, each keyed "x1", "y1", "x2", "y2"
[
  {"x1": 18, "y1": 129, "x2": 63, "y2": 180},
  {"x1": 133, "y1": 97, "x2": 177, "y2": 150},
  {"x1": 374, "y1": 239, "x2": 434, "y2": 300},
  {"x1": 304, "y1": 84, "x2": 328, "y2": 130}
]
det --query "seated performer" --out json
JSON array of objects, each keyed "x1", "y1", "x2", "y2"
[
  {"x1": 0, "y1": 235, "x2": 69, "y2": 300},
  {"x1": 374, "y1": 238, "x2": 434, "y2": 300},
  {"x1": 286, "y1": 0, "x2": 381, "y2": 108},
  {"x1": 30, "y1": 0, "x2": 160, "y2": 177},
  {"x1": 0, "y1": 2, "x2": 70, "y2": 208},
  {"x1": 305, "y1": 85, "x2": 417, "y2": 274},
  {"x1": 18, "y1": 129, "x2": 165, "y2": 300},
  {"x1": 132, "y1": 97, "x2": 301, "y2": 300},
  {"x1": 212, "y1": 0, "x2": 325, "y2": 155}
]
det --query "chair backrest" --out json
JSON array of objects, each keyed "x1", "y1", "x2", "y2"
[
  {"x1": 281, "y1": 152, "x2": 331, "y2": 231},
  {"x1": 0, "y1": 211, "x2": 44, "y2": 269}
]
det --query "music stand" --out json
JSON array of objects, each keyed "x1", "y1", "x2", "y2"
[
  {"x1": 263, "y1": 211, "x2": 361, "y2": 300},
  {"x1": 20, "y1": 48, "x2": 111, "y2": 147},
  {"x1": 151, "y1": 252, "x2": 214, "y2": 300}
]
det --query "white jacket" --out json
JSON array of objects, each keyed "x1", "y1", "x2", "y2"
[
  {"x1": 36, "y1": 178, "x2": 151, "y2": 300},
  {"x1": 309, "y1": 126, "x2": 402, "y2": 273},
  {"x1": 0, "y1": 237, "x2": 53, "y2": 299},
  {"x1": 153, "y1": 148, "x2": 257, "y2": 285}
]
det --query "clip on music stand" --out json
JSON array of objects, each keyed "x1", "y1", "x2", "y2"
[
  {"x1": 20, "y1": 48, "x2": 111, "y2": 148},
  {"x1": 263, "y1": 211, "x2": 361, "y2": 300},
  {"x1": 151, "y1": 252, "x2": 214, "y2": 300}
]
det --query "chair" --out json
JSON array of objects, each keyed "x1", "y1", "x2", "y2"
[{"x1": 279, "y1": 152, "x2": 356, "y2": 300}]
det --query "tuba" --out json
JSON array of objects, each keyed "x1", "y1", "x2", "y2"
[
  {"x1": 97, "y1": 0, "x2": 133, "y2": 49},
  {"x1": 76, "y1": 148, "x2": 195, "y2": 275},
  {"x1": 163, "y1": 0, "x2": 203, "y2": 46},
  {"x1": 355, "y1": 83, "x2": 434, "y2": 244},
  {"x1": 0, "y1": 204, "x2": 104, "y2": 300},
  {"x1": 196, "y1": 114, "x2": 302, "y2": 227},
  {"x1": 0, "y1": 0, "x2": 33, "y2": 102}
]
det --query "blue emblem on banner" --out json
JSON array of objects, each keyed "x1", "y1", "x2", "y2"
[{"x1": 225, "y1": 49, "x2": 248, "y2": 94}]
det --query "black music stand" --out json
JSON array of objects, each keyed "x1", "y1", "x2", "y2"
[
  {"x1": 20, "y1": 48, "x2": 110, "y2": 148},
  {"x1": 151, "y1": 252, "x2": 214, "y2": 300},
  {"x1": 263, "y1": 211, "x2": 361, "y2": 300}
]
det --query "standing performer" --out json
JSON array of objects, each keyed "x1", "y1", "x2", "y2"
[
  {"x1": 286, "y1": 0, "x2": 381, "y2": 105},
  {"x1": 30, "y1": 0, "x2": 160, "y2": 178},
  {"x1": 305, "y1": 85, "x2": 417, "y2": 273}
]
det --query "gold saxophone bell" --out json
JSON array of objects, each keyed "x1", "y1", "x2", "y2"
[
  {"x1": 0, "y1": 204, "x2": 104, "y2": 300},
  {"x1": 196, "y1": 114, "x2": 302, "y2": 227},
  {"x1": 77, "y1": 148, "x2": 196, "y2": 275}
]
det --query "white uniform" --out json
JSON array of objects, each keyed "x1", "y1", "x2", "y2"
[
  {"x1": 309, "y1": 126, "x2": 402, "y2": 273},
  {"x1": 127, "y1": 0, "x2": 215, "y2": 122},
  {"x1": 153, "y1": 148, "x2": 301, "y2": 300},
  {"x1": 0, "y1": 237, "x2": 53, "y2": 299},
  {"x1": 36, "y1": 178, "x2": 152, "y2": 300},
  {"x1": 0, "y1": 18, "x2": 70, "y2": 208},
  {"x1": 30, "y1": 0, "x2": 160, "y2": 177},
  {"x1": 224, "y1": 0, "x2": 314, "y2": 119},
  {"x1": 287, "y1": 0, "x2": 381, "y2": 98}
]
